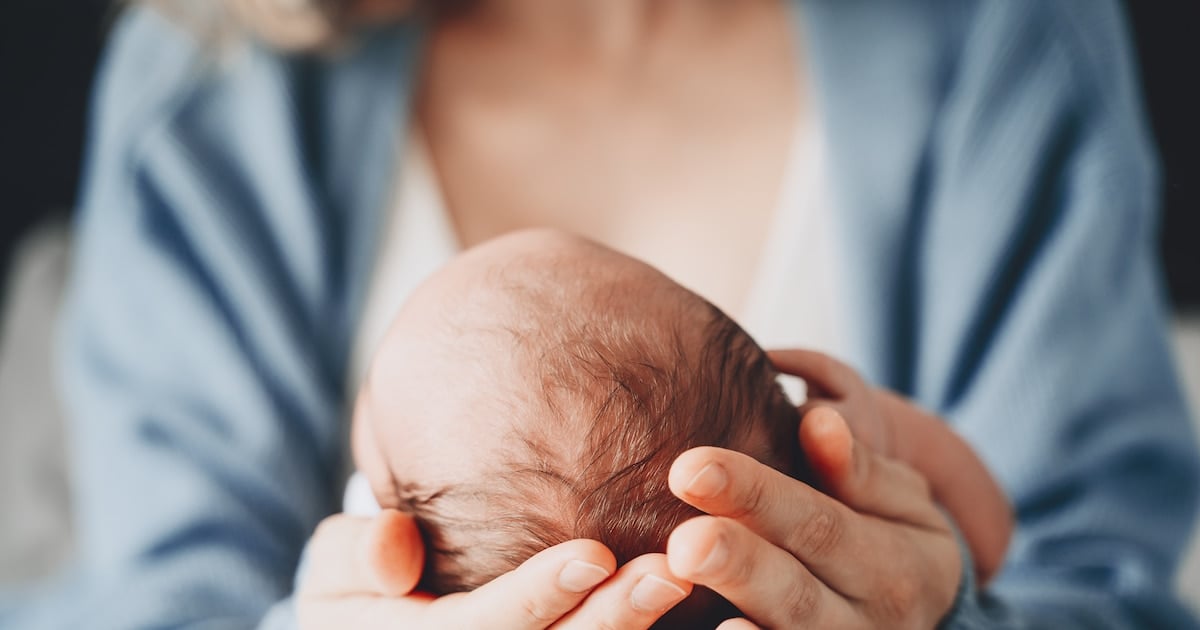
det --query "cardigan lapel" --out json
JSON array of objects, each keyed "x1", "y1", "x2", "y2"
[
  {"x1": 789, "y1": 1, "x2": 953, "y2": 391},
  {"x1": 317, "y1": 19, "x2": 426, "y2": 379}
]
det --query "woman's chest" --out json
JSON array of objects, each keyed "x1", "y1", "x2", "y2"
[
  {"x1": 438, "y1": 126, "x2": 792, "y2": 319},
  {"x1": 433, "y1": 109, "x2": 806, "y2": 321},
  {"x1": 417, "y1": 2, "x2": 804, "y2": 320}
]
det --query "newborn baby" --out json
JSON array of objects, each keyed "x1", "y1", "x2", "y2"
[
  {"x1": 353, "y1": 229, "x2": 804, "y2": 625},
  {"x1": 352, "y1": 229, "x2": 1012, "y2": 627}
]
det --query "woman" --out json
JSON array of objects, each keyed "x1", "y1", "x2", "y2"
[{"x1": 40, "y1": 0, "x2": 1198, "y2": 627}]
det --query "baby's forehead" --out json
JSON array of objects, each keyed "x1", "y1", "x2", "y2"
[
  {"x1": 374, "y1": 233, "x2": 700, "y2": 392},
  {"x1": 365, "y1": 320, "x2": 531, "y2": 466}
]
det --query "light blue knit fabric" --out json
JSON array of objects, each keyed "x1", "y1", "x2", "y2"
[{"x1": 6, "y1": 1, "x2": 1197, "y2": 628}]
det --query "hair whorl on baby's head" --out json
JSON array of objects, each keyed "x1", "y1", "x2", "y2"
[{"x1": 388, "y1": 233, "x2": 801, "y2": 621}]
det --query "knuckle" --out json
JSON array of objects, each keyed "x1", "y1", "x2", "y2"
[
  {"x1": 730, "y1": 470, "x2": 772, "y2": 521},
  {"x1": 788, "y1": 507, "x2": 843, "y2": 559},
  {"x1": 519, "y1": 595, "x2": 561, "y2": 624},
  {"x1": 909, "y1": 468, "x2": 933, "y2": 499},
  {"x1": 783, "y1": 577, "x2": 821, "y2": 625},
  {"x1": 877, "y1": 576, "x2": 920, "y2": 621},
  {"x1": 702, "y1": 522, "x2": 757, "y2": 590},
  {"x1": 722, "y1": 541, "x2": 759, "y2": 588}
]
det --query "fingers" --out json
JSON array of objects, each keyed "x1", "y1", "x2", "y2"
[
  {"x1": 435, "y1": 539, "x2": 618, "y2": 630},
  {"x1": 301, "y1": 515, "x2": 621, "y2": 630},
  {"x1": 304, "y1": 538, "x2": 616, "y2": 630},
  {"x1": 301, "y1": 510, "x2": 424, "y2": 599},
  {"x1": 669, "y1": 447, "x2": 873, "y2": 594},
  {"x1": 552, "y1": 553, "x2": 691, "y2": 630},
  {"x1": 767, "y1": 349, "x2": 861, "y2": 398},
  {"x1": 666, "y1": 516, "x2": 857, "y2": 629},
  {"x1": 799, "y1": 408, "x2": 944, "y2": 530},
  {"x1": 298, "y1": 511, "x2": 431, "y2": 630}
]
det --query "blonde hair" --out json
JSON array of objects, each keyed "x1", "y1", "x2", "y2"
[{"x1": 146, "y1": 0, "x2": 417, "y2": 49}]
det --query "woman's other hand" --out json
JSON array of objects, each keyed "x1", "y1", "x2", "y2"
[
  {"x1": 296, "y1": 510, "x2": 692, "y2": 630},
  {"x1": 666, "y1": 408, "x2": 962, "y2": 629},
  {"x1": 768, "y1": 349, "x2": 896, "y2": 457},
  {"x1": 769, "y1": 348, "x2": 1012, "y2": 583}
]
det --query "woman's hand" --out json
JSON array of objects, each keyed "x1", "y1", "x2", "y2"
[
  {"x1": 296, "y1": 510, "x2": 693, "y2": 630},
  {"x1": 666, "y1": 408, "x2": 962, "y2": 629}
]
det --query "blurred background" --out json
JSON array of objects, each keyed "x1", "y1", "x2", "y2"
[{"x1": 1, "y1": 0, "x2": 1198, "y2": 608}]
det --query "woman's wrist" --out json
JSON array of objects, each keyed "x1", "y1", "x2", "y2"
[{"x1": 873, "y1": 389, "x2": 1013, "y2": 583}]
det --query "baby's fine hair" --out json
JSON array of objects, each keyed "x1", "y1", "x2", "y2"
[{"x1": 391, "y1": 267, "x2": 802, "y2": 599}]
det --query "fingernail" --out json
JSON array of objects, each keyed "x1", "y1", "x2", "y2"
[
  {"x1": 558, "y1": 560, "x2": 611, "y2": 593},
  {"x1": 695, "y1": 534, "x2": 729, "y2": 576},
  {"x1": 686, "y1": 463, "x2": 728, "y2": 498},
  {"x1": 630, "y1": 575, "x2": 688, "y2": 613}
]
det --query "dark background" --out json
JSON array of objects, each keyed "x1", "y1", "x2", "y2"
[{"x1": 1, "y1": 1, "x2": 1197, "y2": 309}]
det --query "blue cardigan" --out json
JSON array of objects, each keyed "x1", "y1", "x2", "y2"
[{"x1": 14, "y1": 1, "x2": 1199, "y2": 627}]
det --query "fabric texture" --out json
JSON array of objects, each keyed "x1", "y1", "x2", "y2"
[{"x1": 5, "y1": 1, "x2": 1197, "y2": 628}]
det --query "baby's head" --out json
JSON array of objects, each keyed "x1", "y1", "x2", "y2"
[{"x1": 354, "y1": 229, "x2": 802, "y2": 626}]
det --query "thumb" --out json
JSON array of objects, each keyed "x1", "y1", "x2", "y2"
[
  {"x1": 301, "y1": 510, "x2": 425, "y2": 599},
  {"x1": 798, "y1": 407, "x2": 942, "y2": 528},
  {"x1": 798, "y1": 406, "x2": 855, "y2": 489}
]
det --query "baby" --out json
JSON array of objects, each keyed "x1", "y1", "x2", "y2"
[{"x1": 352, "y1": 229, "x2": 1009, "y2": 627}]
